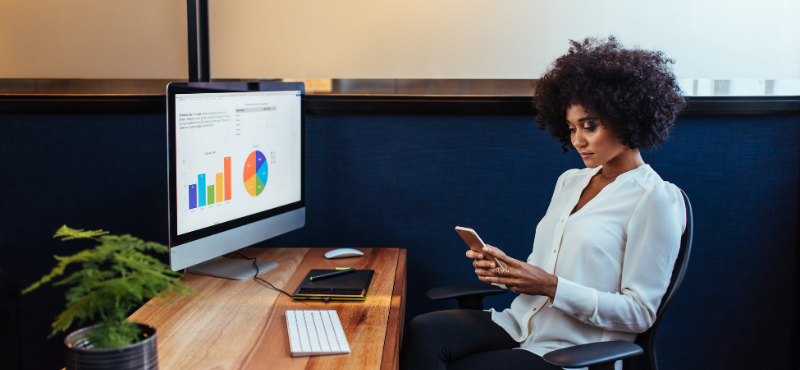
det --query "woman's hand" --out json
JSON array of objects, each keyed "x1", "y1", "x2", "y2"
[
  {"x1": 467, "y1": 247, "x2": 495, "y2": 270},
  {"x1": 472, "y1": 245, "x2": 559, "y2": 299},
  {"x1": 466, "y1": 247, "x2": 495, "y2": 278}
]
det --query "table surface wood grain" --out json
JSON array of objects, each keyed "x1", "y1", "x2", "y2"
[{"x1": 129, "y1": 248, "x2": 407, "y2": 370}]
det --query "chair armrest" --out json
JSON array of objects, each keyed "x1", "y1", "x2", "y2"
[
  {"x1": 425, "y1": 283, "x2": 506, "y2": 300},
  {"x1": 542, "y1": 341, "x2": 643, "y2": 369}
]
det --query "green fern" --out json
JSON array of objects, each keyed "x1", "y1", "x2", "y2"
[{"x1": 22, "y1": 225, "x2": 194, "y2": 349}]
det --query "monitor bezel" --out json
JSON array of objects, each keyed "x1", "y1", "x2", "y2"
[{"x1": 166, "y1": 82, "x2": 305, "y2": 249}]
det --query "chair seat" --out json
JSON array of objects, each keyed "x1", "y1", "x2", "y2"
[{"x1": 425, "y1": 283, "x2": 506, "y2": 300}]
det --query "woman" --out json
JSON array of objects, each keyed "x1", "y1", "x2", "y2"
[{"x1": 399, "y1": 36, "x2": 687, "y2": 370}]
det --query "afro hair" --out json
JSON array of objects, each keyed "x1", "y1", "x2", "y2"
[{"x1": 533, "y1": 36, "x2": 686, "y2": 153}]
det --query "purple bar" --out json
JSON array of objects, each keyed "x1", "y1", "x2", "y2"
[{"x1": 189, "y1": 184, "x2": 197, "y2": 209}]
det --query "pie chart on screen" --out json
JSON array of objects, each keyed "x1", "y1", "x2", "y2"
[{"x1": 243, "y1": 150, "x2": 268, "y2": 196}]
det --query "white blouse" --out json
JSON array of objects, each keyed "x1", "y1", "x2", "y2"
[{"x1": 489, "y1": 164, "x2": 686, "y2": 369}]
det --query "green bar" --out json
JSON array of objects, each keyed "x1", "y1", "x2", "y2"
[{"x1": 207, "y1": 185, "x2": 215, "y2": 204}]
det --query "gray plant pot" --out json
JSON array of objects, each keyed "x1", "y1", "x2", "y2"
[{"x1": 64, "y1": 323, "x2": 158, "y2": 370}]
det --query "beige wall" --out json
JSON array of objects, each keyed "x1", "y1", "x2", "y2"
[
  {"x1": 0, "y1": 0, "x2": 187, "y2": 79},
  {"x1": 210, "y1": 0, "x2": 800, "y2": 80},
  {"x1": 2, "y1": 0, "x2": 798, "y2": 81}
]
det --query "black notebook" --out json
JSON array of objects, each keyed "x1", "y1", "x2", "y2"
[{"x1": 291, "y1": 269, "x2": 375, "y2": 301}]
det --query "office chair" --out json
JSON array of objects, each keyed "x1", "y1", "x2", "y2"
[{"x1": 425, "y1": 189, "x2": 693, "y2": 370}]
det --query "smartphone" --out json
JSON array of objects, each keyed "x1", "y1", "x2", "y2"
[{"x1": 455, "y1": 226, "x2": 507, "y2": 268}]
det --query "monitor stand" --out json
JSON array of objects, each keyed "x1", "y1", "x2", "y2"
[{"x1": 186, "y1": 257, "x2": 278, "y2": 280}]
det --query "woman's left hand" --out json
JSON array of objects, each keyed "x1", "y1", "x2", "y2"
[{"x1": 476, "y1": 245, "x2": 559, "y2": 299}]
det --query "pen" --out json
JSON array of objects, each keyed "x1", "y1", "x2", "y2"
[{"x1": 309, "y1": 268, "x2": 355, "y2": 281}]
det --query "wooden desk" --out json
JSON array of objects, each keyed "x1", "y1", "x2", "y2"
[{"x1": 129, "y1": 248, "x2": 407, "y2": 370}]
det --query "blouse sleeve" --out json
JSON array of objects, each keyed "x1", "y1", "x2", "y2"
[{"x1": 551, "y1": 182, "x2": 686, "y2": 333}]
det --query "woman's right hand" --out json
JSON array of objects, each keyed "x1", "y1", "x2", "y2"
[{"x1": 466, "y1": 247, "x2": 498, "y2": 278}]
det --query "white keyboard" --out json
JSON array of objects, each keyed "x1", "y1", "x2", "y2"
[{"x1": 285, "y1": 310, "x2": 351, "y2": 357}]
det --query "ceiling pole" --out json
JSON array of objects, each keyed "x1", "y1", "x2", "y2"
[{"x1": 187, "y1": 0, "x2": 210, "y2": 82}]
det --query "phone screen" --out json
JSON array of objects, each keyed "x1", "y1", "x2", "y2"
[{"x1": 455, "y1": 226, "x2": 507, "y2": 268}]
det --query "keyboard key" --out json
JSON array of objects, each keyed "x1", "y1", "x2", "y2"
[
  {"x1": 303, "y1": 311, "x2": 321, "y2": 352},
  {"x1": 295, "y1": 311, "x2": 311, "y2": 353},
  {"x1": 286, "y1": 311, "x2": 301, "y2": 353},
  {"x1": 321, "y1": 311, "x2": 340, "y2": 352},
  {"x1": 328, "y1": 310, "x2": 350, "y2": 352},
  {"x1": 312, "y1": 311, "x2": 331, "y2": 352}
]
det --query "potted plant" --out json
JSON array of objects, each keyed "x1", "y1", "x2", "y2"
[{"x1": 23, "y1": 225, "x2": 193, "y2": 370}]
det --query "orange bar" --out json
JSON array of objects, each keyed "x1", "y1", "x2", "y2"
[
  {"x1": 216, "y1": 173, "x2": 223, "y2": 203},
  {"x1": 224, "y1": 157, "x2": 232, "y2": 200}
]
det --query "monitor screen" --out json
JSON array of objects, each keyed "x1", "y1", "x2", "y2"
[
  {"x1": 174, "y1": 90, "x2": 301, "y2": 235},
  {"x1": 167, "y1": 83, "x2": 305, "y2": 273}
]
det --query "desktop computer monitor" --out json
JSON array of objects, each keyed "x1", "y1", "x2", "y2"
[{"x1": 166, "y1": 82, "x2": 305, "y2": 279}]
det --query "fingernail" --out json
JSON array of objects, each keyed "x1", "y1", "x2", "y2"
[{"x1": 483, "y1": 246, "x2": 489, "y2": 251}]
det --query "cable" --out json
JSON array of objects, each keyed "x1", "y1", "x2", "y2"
[{"x1": 235, "y1": 252, "x2": 293, "y2": 298}]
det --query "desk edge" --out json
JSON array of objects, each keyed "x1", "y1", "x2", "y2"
[{"x1": 380, "y1": 248, "x2": 407, "y2": 370}]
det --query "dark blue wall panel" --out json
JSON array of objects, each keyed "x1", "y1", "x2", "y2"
[
  {"x1": 644, "y1": 117, "x2": 799, "y2": 369},
  {"x1": 1, "y1": 112, "x2": 798, "y2": 369},
  {"x1": 0, "y1": 115, "x2": 169, "y2": 370}
]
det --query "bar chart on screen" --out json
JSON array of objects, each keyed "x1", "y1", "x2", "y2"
[{"x1": 188, "y1": 157, "x2": 232, "y2": 210}]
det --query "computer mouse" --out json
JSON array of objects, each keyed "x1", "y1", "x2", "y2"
[{"x1": 324, "y1": 248, "x2": 364, "y2": 259}]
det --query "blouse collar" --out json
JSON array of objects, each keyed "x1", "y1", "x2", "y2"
[{"x1": 591, "y1": 163, "x2": 650, "y2": 182}]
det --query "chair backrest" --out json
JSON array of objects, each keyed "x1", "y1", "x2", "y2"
[{"x1": 624, "y1": 189, "x2": 694, "y2": 370}]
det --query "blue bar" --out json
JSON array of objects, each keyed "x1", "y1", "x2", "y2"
[
  {"x1": 189, "y1": 184, "x2": 197, "y2": 209},
  {"x1": 198, "y1": 174, "x2": 206, "y2": 207}
]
